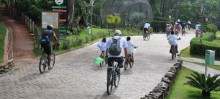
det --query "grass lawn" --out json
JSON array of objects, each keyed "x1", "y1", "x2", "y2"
[
  {"x1": 0, "y1": 22, "x2": 6, "y2": 61},
  {"x1": 167, "y1": 67, "x2": 220, "y2": 99}
]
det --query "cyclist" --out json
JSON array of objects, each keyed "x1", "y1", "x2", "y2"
[
  {"x1": 106, "y1": 30, "x2": 128, "y2": 74},
  {"x1": 166, "y1": 24, "x2": 172, "y2": 36},
  {"x1": 167, "y1": 31, "x2": 181, "y2": 54},
  {"x1": 97, "y1": 38, "x2": 107, "y2": 63},
  {"x1": 143, "y1": 22, "x2": 150, "y2": 34},
  {"x1": 187, "y1": 20, "x2": 191, "y2": 30},
  {"x1": 40, "y1": 24, "x2": 59, "y2": 69},
  {"x1": 173, "y1": 22, "x2": 181, "y2": 35},
  {"x1": 126, "y1": 36, "x2": 137, "y2": 63},
  {"x1": 195, "y1": 22, "x2": 201, "y2": 37}
]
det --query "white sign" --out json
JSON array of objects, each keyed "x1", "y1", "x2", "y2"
[
  {"x1": 55, "y1": 0, "x2": 64, "y2": 5},
  {"x1": 42, "y1": 12, "x2": 59, "y2": 29}
]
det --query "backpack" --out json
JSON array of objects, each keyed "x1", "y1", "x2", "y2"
[
  {"x1": 39, "y1": 30, "x2": 53, "y2": 44},
  {"x1": 109, "y1": 38, "x2": 121, "y2": 55}
]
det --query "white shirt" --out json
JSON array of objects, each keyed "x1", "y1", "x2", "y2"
[
  {"x1": 106, "y1": 36, "x2": 128, "y2": 57},
  {"x1": 167, "y1": 35, "x2": 179, "y2": 46},
  {"x1": 127, "y1": 41, "x2": 137, "y2": 54},
  {"x1": 188, "y1": 21, "x2": 191, "y2": 24},
  {"x1": 144, "y1": 23, "x2": 150, "y2": 29},
  {"x1": 97, "y1": 42, "x2": 107, "y2": 52},
  {"x1": 195, "y1": 24, "x2": 201, "y2": 31}
]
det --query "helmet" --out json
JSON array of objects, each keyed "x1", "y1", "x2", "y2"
[
  {"x1": 115, "y1": 30, "x2": 121, "y2": 35},
  {"x1": 47, "y1": 24, "x2": 53, "y2": 30}
]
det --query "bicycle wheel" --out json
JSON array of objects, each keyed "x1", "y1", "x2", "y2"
[
  {"x1": 39, "y1": 57, "x2": 47, "y2": 74},
  {"x1": 171, "y1": 46, "x2": 176, "y2": 60},
  {"x1": 146, "y1": 33, "x2": 150, "y2": 40},
  {"x1": 124, "y1": 60, "x2": 128, "y2": 70},
  {"x1": 107, "y1": 68, "x2": 113, "y2": 95},
  {"x1": 49, "y1": 52, "x2": 56, "y2": 69},
  {"x1": 129, "y1": 58, "x2": 134, "y2": 68},
  {"x1": 114, "y1": 68, "x2": 120, "y2": 87}
]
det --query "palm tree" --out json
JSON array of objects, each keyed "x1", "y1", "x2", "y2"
[{"x1": 186, "y1": 71, "x2": 220, "y2": 97}]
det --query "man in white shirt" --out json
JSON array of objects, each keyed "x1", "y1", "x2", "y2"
[
  {"x1": 167, "y1": 31, "x2": 181, "y2": 53},
  {"x1": 106, "y1": 30, "x2": 128, "y2": 73},
  {"x1": 144, "y1": 22, "x2": 150, "y2": 33}
]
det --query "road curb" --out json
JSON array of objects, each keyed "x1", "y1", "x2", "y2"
[{"x1": 141, "y1": 60, "x2": 183, "y2": 99}]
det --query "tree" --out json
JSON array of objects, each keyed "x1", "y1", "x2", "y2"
[
  {"x1": 186, "y1": 71, "x2": 220, "y2": 97},
  {"x1": 106, "y1": 15, "x2": 121, "y2": 28},
  {"x1": 129, "y1": 12, "x2": 145, "y2": 28}
]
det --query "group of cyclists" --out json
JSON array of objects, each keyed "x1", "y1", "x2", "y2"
[{"x1": 97, "y1": 30, "x2": 138, "y2": 73}]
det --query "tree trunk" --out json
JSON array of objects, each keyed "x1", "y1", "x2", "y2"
[{"x1": 202, "y1": 90, "x2": 211, "y2": 97}]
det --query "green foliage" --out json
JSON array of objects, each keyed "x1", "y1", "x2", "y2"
[
  {"x1": 167, "y1": 67, "x2": 220, "y2": 99},
  {"x1": 0, "y1": 22, "x2": 6, "y2": 61},
  {"x1": 114, "y1": 16, "x2": 121, "y2": 25},
  {"x1": 106, "y1": 15, "x2": 115, "y2": 24},
  {"x1": 151, "y1": 17, "x2": 168, "y2": 32},
  {"x1": 129, "y1": 12, "x2": 145, "y2": 28},
  {"x1": 190, "y1": 32, "x2": 220, "y2": 58},
  {"x1": 186, "y1": 71, "x2": 220, "y2": 97},
  {"x1": 206, "y1": 24, "x2": 218, "y2": 34},
  {"x1": 106, "y1": 15, "x2": 121, "y2": 28}
]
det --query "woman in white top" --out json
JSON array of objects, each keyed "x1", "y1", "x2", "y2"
[
  {"x1": 97, "y1": 38, "x2": 107, "y2": 63},
  {"x1": 126, "y1": 36, "x2": 137, "y2": 62}
]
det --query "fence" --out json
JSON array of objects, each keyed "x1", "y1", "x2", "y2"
[{"x1": 8, "y1": 5, "x2": 41, "y2": 47}]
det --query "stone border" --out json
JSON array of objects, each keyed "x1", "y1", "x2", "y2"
[
  {"x1": 141, "y1": 60, "x2": 183, "y2": 99},
  {"x1": 0, "y1": 22, "x2": 14, "y2": 69}
]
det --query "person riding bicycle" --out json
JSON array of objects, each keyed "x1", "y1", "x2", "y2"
[
  {"x1": 173, "y1": 22, "x2": 181, "y2": 35},
  {"x1": 40, "y1": 24, "x2": 59, "y2": 69},
  {"x1": 106, "y1": 30, "x2": 128, "y2": 74},
  {"x1": 195, "y1": 22, "x2": 202, "y2": 37},
  {"x1": 167, "y1": 31, "x2": 181, "y2": 53},
  {"x1": 97, "y1": 38, "x2": 107, "y2": 63},
  {"x1": 166, "y1": 24, "x2": 172, "y2": 36},
  {"x1": 143, "y1": 21, "x2": 150, "y2": 34},
  {"x1": 126, "y1": 36, "x2": 137, "y2": 63}
]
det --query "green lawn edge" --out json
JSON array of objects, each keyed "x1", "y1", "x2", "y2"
[{"x1": 167, "y1": 67, "x2": 220, "y2": 99}]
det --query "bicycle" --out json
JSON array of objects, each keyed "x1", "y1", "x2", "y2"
[
  {"x1": 143, "y1": 31, "x2": 150, "y2": 40},
  {"x1": 107, "y1": 60, "x2": 120, "y2": 95},
  {"x1": 182, "y1": 29, "x2": 186, "y2": 36},
  {"x1": 171, "y1": 45, "x2": 177, "y2": 60},
  {"x1": 99, "y1": 52, "x2": 105, "y2": 67},
  {"x1": 124, "y1": 54, "x2": 134, "y2": 70},
  {"x1": 39, "y1": 44, "x2": 58, "y2": 74}
]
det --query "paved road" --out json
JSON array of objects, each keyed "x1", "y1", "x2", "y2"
[{"x1": 0, "y1": 32, "x2": 195, "y2": 99}]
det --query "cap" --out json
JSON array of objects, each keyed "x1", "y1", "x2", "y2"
[{"x1": 115, "y1": 30, "x2": 121, "y2": 35}]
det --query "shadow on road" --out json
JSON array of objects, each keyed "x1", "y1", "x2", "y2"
[{"x1": 19, "y1": 72, "x2": 42, "y2": 82}]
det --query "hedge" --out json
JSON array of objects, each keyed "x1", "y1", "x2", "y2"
[{"x1": 190, "y1": 32, "x2": 220, "y2": 58}]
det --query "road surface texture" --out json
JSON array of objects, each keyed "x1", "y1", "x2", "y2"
[{"x1": 0, "y1": 29, "x2": 195, "y2": 99}]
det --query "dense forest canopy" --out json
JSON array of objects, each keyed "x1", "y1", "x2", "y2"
[{"x1": 0, "y1": 0, "x2": 219, "y2": 28}]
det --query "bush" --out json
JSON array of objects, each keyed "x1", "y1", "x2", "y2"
[
  {"x1": 206, "y1": 24, "x2": 218, "y2": 33},
  {"x1": 190, "y1": 36, "x2": 220, "y2": 58},
  {"x1": 203, "y1": 32, "x2": 215, "y2": 41}
]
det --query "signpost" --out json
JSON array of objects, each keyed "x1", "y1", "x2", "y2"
[
  {"x1": 205, "y1": 50, "x2": 215, "y2": 79},
  {"x1": 52, "y1": 0, "x2": 67, "y2": 40}
]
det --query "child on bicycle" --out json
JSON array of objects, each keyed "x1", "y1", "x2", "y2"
[
  {"x1": 167, "y1": 31, "x2": 181, "y2": 53},
  {"x1": 126, "y1": 36, "x2": 138, "y2": 63},
  {"x1": 97, "y1": 38, "x2": 107, "y2": 63}
]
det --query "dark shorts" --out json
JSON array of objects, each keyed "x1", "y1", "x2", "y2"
[
  {"x1": 107, "y1": 57, "x2": 124, "y2": 68},
  {"x1": 41, "y1": 43, "x2": 51, "y2": 55},
  {"x1": 144, "y1": 28, "x2": 149, "y2": 33}
]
